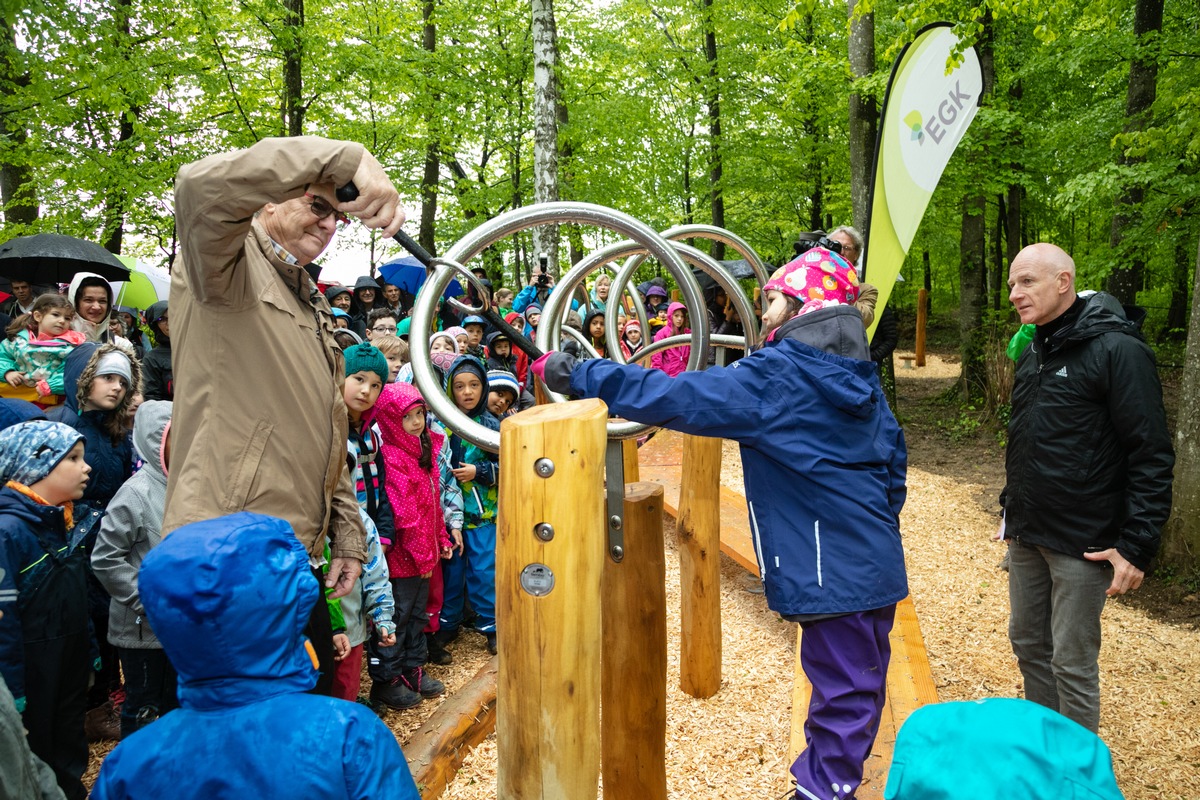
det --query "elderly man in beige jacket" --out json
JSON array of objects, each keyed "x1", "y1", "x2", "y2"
[{"x1": 166, "y1": 137, "x2": 403, "y2": 693}]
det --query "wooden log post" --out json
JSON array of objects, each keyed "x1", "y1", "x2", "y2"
[
  {"x1": 602, "y1": 482, "x2": 667, "y2": 800},
  {"x1": 497, "y1": 399, "x2": 608, "y2": 800},
  {"x1": 915, "y1": 287, "x2": 928, "y2": 367},
  {"x1": 677, "y1": 434, "x2": 722, "y2": 698},
  {"x1": 622, "y1": 437, "x2": 639, "y2": 483}
]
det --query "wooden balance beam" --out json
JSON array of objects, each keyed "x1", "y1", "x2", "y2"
[{"x1": 637, "y1": 428, "x2": 939, "y2": 800}]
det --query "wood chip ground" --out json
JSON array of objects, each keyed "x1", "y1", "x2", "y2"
[{"x1": 85, "y1": 353, "x2": 1200, "y2": 798}]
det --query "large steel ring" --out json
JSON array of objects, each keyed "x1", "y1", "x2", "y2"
[{"x1": 409, "y1": 202, "x2": 699, "y2": 453}]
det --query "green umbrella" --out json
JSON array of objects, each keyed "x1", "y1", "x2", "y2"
[{"x1": 109, "y1": 255, "x2": 169, "y2": 310}]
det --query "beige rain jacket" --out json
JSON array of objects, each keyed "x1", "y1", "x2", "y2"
[{"x1": 164, "y1": 136, "x2": 368, "y2": 562}]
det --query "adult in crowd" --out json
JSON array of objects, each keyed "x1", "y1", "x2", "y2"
[
  {"x1": 350, "y1": 276, "x2": 383, "y2": 338},
  {"x1": 381, "y1": 282, "x2": 405, "y2": 316},
  {"x1": 1002, "y1": 242, "x2": 1173, "y2": 733},
  {"x1": 324, "y1": 285, "x2": 353, "y2": 315},
  {"x1": 141, "y1": 301, "x2": 172, "y2": 401},
  {"x1": 66, "y1": 274, "x2": 127, "y2": 346},
  {"x1": 1, "y1": 280, "x2": 37, "y2": 317},
  {"x1": 167, "y1": 136, "x2": 403, "y2": 694}
]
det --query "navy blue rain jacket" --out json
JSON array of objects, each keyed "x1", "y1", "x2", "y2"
[
  {"x1": 569, "y1": 307, "x2": 908, "y2": 616},
  {"x1": 92, "y1": 512, "x2": 419, "y2": 800}
]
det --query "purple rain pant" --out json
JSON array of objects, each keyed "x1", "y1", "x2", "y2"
[{"x1": 789, "y1": 604, "x2": 895, "y2": 800}]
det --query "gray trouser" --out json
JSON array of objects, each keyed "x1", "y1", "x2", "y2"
[{"x1": 1007, "y1": 540, "x2": 1111, "y2": 732}]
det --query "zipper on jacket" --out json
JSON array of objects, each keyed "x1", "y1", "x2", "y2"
[{"x1": 747, "y1": 501, "x2": 766, "y2": 582}]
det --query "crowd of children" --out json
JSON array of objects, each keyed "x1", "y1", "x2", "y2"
[{"x1": 0, "y1": 266, "x2": 737, "y2": 798}]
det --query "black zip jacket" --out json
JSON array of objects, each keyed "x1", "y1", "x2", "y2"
[{"x1": 1001, "y1": 292, "x2": 1173, "y2": 570}]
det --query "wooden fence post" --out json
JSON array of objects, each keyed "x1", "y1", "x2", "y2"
[
  {"x1": 677, "y1": 434, "x2": 723, "y2": 698},
  {"x1": 602, "y1": 482, "x2": 667, "y2": 800},
  {"x1": 915, "y1": 287, "x2": 928, "y2": 367},
  {"x1": 497, "y1": 399, "x2": 607, "y2": 800}
]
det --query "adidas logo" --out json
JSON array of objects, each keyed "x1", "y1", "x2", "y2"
[{"x1": 1055, "y1": 366, "x2": 1068, "y2": 378}]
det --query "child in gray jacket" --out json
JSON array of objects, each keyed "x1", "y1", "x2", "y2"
[{"x1": 91, "y1": 400, "x2": 176, "y2": 739}]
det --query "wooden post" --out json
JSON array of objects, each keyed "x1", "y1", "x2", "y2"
[
  {"x1": 497, "y1": 399, "x2": 607, "y2": 800},
  {"x1": 622, "y1": 438, "x2": 639, "y2": 483},
  {"x1": 602, "y1": 482, "x2": 667, "y2": 800},
  {"x1": 915, "y1": 287, "x2": 928, "y2": 367},
  {"x1": 677, "y1": 434, "x2": 722, "y2": 698}
]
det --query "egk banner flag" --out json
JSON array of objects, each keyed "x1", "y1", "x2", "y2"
[{"x1": 863, "y1": 23, "x2": 982, "y2": 337}]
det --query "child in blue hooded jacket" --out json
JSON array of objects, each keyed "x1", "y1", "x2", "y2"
[
  {"x1": 91, "y1": 512, "x2": 419, "y2": 800},
  {"x1": 533, "y1": 248, "x2": 907, "y2": 800},
  {"x1": 436, "y1": 355, "x2": 500, "y2": 654},
  {"x1": 0, "y1": 420, "x2": 96, "y2": 800}
]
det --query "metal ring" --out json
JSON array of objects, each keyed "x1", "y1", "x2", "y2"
[{"x1": 409, "y1": 202, "x2": 697, "y2": 452}]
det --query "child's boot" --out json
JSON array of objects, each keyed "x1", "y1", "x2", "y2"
[
  {"x1": 402, "y1": 666, "x2": 445, "y2": 698},
  {"x1": 369, "y1": 677, "x2": 422, "y2": 710},
  {"x1": 425, "y1": 632, "x2": 453, "y2": 666}
]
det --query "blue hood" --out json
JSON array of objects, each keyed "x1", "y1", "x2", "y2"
[
  {"x1": 0, "y1": 398, "x2": 46, "y2": 431},
  {"x1": 444, "y1": 354, "x2": 490, "y2": 418},
  {"x1": 138, "y1": 512, "x2": 318, "y2": 710}
]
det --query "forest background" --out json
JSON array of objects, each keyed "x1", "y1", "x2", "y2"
[{"x1": 2, "y1": 0, "x2": 1200, "y2": 577}]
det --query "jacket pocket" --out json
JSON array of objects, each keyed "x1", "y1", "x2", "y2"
[{"x1": 222, "y1": 419, "x2": 274, "y2": 512}]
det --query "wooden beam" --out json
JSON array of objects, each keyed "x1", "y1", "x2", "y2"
[{"x1": 405, "y1": 659, "x2": 498, "y2": 799}]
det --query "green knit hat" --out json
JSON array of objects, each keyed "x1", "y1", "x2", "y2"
[{"x1": 343, "y1": 343, "x2": 390, "y2": 384}]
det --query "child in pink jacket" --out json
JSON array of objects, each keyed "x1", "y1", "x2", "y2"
[{"x1": 650, "y1": 301, "x2": 690, "y2": 377}]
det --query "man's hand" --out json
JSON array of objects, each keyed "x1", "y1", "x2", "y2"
[
  {"x1": 339, "y1": 151, "x2": 404, "y2": 238},
  {"x1": 325, "y1": 556, "x2": 362, "y2": 599},
  {"x1": 1083, "y1": 548, "x2": 1144, "y2": 596}
]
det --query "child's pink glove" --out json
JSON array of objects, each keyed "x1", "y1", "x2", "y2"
[{"x1": 35, "y1": 379, "x2": 51, "y2": 397}]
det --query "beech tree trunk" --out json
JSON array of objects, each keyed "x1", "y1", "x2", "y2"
[
  {"x1": 531, "y1": 0, "x2": 561, "y2": 272},
  {"x1": 0, "y1": 16, "x2": 37, "y2": 227},
  {"x1": 847, "y1": 0, "x2": 875, "y2": 234},
  {"x1": 958, "y1": 11, "x2": 993, "y2": 401},
  {"x1": 702, "y1": 0, "x2": 725, "y2": 259},
  {"x1": 282, "y1": 0, "x2": 304, "y2": 137},
  {"x1": 101, "y1": 0, "x2": 136, "y2": 254},
  {"x1": 1106, "y1": 0, "x2": 1163, "y2": 304},
  {"x1": 1161, "y1": 233, "x2": 1200, "y2": 572},
  {"x1": 419, "y1": 0, "x2": 439, "y2": 255}
]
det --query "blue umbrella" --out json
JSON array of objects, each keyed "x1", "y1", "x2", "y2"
[{"x1": 378, "y1": 256, "x2": 463, "y2": 300}]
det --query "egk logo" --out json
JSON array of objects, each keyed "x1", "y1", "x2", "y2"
[{"x1": 901, "y1": 80, "x2": 974, "y2": 146}]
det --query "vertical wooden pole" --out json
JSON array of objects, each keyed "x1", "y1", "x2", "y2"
[
  {"x1": 602, "y1": 482, "x2": 667, "y2": 800},
  {"x1": 915, "y1": 287, "x2": 928, "y2": 367},
  {"x1": 621, "y1": 438, "x2": 639, "y2": 483},
  {"x1": 497, "y1": 399, "x2": 607, "y2": 800},
  {"x1": 677, "y1": 434, "x2": 722, "y2": 698}
]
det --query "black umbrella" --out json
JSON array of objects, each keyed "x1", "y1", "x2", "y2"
[
  {"x1": 0, "y1": 233, "x2": 131, "y2": 283},
  {"x1": 691, "y1": 259, "x2": 770, "y2": 293}
]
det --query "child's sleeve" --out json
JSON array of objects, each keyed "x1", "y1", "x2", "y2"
[
  {"x1": 90, "y1": 487, "x2": 145, "y2": 614},
  {"x1": 358, "y1": 511, "x2": 395, "y2": 635},
  {"x1": 371, "y1": 451, "x2": 396, "y2": 549},
  {"x1": 0, "y1": 338, "x2": 21, "y2": 379},
  {"x1": 571, "y1": 355, "x2": 783, "y2": 447},
  {"x1": 320, "y1": 544, "x2": 346, "y2": 634},
  {"x1": 0, "y1": 536, "x2": 27, "y2": 701},
  {"x1": 438, "y1": 444, "x2": 465, "y2": 532}
]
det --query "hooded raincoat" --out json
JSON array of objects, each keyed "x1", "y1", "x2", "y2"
[
  {"x1": 649, "y1": 301, "x2": 690, "y2": 377},
  {"x1": 140, "y1": 300, "x2": 172, "y2": 401},
  {"x1": 564, "y1": 305, "x2": 907, "y2": 617},
  {"x1": 91, "y1": 512, "x2": 419, "y2": 800},
  {"x1": 90, "y1": 400, "x2": 172, "y2": 649}
]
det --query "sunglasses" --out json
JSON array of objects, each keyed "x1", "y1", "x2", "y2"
[{"x1": 304, "y1": 192, "x2": 350, "y2": 225}]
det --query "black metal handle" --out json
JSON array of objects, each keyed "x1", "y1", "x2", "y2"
[{"x1": 336, "y1": 181, "x2": 545, "y2": 361}]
